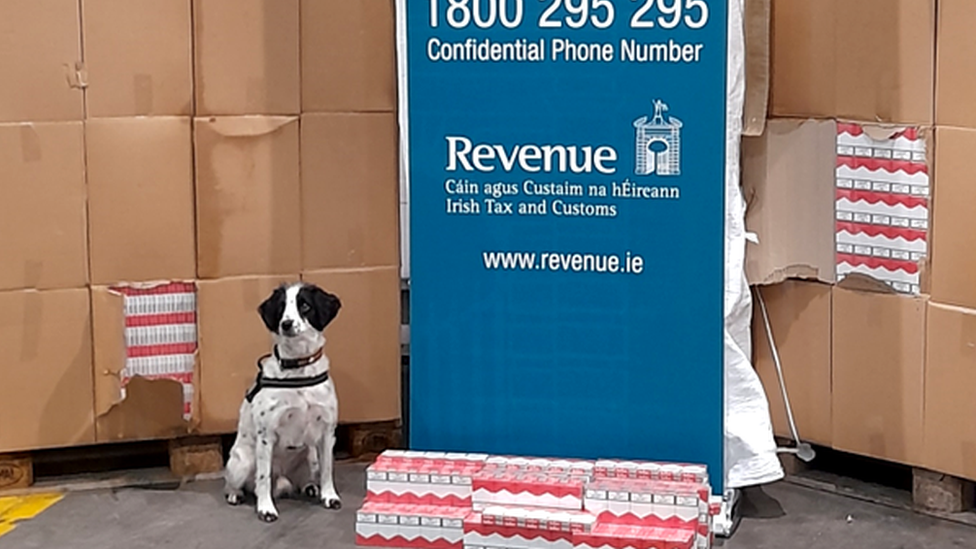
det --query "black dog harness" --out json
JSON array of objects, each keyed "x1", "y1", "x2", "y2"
[{"x1": 245, "y1": 346, "x2": 329, "y2": 403}]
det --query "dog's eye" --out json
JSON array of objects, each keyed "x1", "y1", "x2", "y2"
[{"x1": 300, "y1": 303, "x2": 311, "y2": 313}]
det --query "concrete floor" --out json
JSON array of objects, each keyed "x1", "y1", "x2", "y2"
[{"x1": 1, "y1": 462, "x2": 974, "y2": 549}]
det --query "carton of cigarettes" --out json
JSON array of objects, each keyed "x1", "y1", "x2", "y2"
[
  {"x1": 473, "y1": 471, "x2": 586, "y2": 510},
  {"x1": 358, "y1": 503, "x2": 470, "y2": 548},
  {"x1": 584, "y1": 479, "x2": 710, "y2": 528},
  {"x1": 368, "y1": 457, "x2": 484, "y2": 506},
  {"x1": 464, "y1": 506, "x2": 596, "y2": 549},
  {"x1": 591, "y1": 459, "x2": 709, "y2": 486},
  {"x1": 373, "y1": 450, "x2": 488, "y2": 470},
  {"x1": 573, "y1": 523, "x2": 696, "y2": 549}
]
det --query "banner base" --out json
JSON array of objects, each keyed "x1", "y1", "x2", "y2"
[{"x1": 712, "y1": 488, "x2": 741, "y2": 538}]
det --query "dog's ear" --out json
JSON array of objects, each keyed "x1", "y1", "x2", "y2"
[
  {"x1": 257, "y1": 286, "x2": 287, "y2": 332},
  {"x1": 300, "y1": 284, "x2": 341, "y2": 332}
]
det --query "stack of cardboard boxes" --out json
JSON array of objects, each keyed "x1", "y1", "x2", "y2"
[
  {"x1": 746, "y1": 0, "x2": 976, "y2": 480},
  {"x1": 0, "y1": 0, "x2": 400, "y2": 453}
]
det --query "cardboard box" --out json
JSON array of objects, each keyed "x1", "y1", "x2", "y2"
[
  {"x1": 91, "y1": 283, "x2": 198, "y2": 442},
  {"x1": 923, "y1": 302, "x2": 976, "y2": 481},
  {"x1": 82, "y1": 0, "x2": 193, "y2": 117},
  {"x1": 0, "y1": 0, "x2": 84, "y2": 122},
  {"x1": 0, "y1": 122, "x2": 88, "y2": 291},
  {"x1": 744, "y1": 119, "x2": 930, "y2": 293},
  {"x1": 770, "y1": 0, "x2": 935, "y2": 125},
  {"x1": 0, "y1": 288, "x2": 95, "y2": 452},
  {"x1": 301, "y1": 0, "x2": 396, "y2": 113},
  {"x1": 86, "y1": 117, "x2": 196, "y2": 285},
  {"x1": 743, "y1": 119, "x2": 837, "y2": 285},
  {"x1": 936, "y1": 0, "x2": 976, "y2": 128},
  {"x1": 752, "y1": 280, "x2": 832, "y2": 446},
  {"x1": 193, "y1": 0, "x2": 300, "y2": 115},
  {"x1": 930, "y1": 127, "x2": 976, "y2": 309},
  {"x1": 194, "y1": 116, "x2": 302, "y2": 278},
  {"x1": 303, "y1": 267, "x2": 401, "y2": 423},
  {"x1": 831, "y1": 279, "x2": 925, "y2": 466},
  {"x1": 302, "y1": 113, "x2": 400, "y2": 270},
  {"x1": 197, "y1": 275, "x2": 294, "y2": 434}
]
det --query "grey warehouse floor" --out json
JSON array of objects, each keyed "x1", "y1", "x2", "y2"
[{"x1": 1, "y1": 462, "x2": 974, "y2": 549}]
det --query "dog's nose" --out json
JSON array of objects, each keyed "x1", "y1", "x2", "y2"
[{"x1": 280, "y1": 319, "x2": 294, "y2": 332}]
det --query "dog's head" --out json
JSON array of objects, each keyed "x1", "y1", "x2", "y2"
[{"x1": 258, "y1": 282, "x2": 341, "y2": 338}]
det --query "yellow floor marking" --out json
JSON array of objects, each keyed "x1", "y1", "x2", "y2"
[
  {"x1": 0, "y1": 494, "x2": 64, "y2": 538},
  {"x1": 0, "y1": 500, "x2": 17, "y2": 518}
]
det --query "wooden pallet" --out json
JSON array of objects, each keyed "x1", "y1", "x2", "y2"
[
  {"x1": 776, "y1": 439, "x2": 976, "y2": 520},
  {"x1": 342, "y1": 420, "x2": 403, "y2": 459},
  {"x1": 0, "y1": 455, "x2": 33, "y2": 491},
  {"x1": 913, "y1": 469, "x2": 976, "y2": 514},
  {"x1": 0, "y1": 419, "x2": 403, "y2": 494},
  {"x1": 0, "y1": 435, "x2": 225, "y2": 494}
]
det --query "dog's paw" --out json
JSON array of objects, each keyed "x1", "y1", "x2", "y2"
[
  {"x1": 257, "y1": 510, "x2": 279, "y2": 523},
  {"x1": 303, "y1": 484, "x2": 320, "y2": 499},
  {"x1": 322, "y1": 496, "x2": 342, "y2": 510},
  {"x1": 225, "y1": 493, "x2": 244, "y2": 506}
]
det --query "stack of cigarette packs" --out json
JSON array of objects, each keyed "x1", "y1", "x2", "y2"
[{"x1": 356, "y1": 452, "x2": 721, "y2": 549}]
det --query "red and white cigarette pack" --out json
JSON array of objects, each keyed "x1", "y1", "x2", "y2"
[
  {"x1": 463, "y1": 506, "x2": 597, "y2": 549},
  {"x1": 368, "y1": 451, "x2": 489, "y2": 506},
  {"x1": 473, "y1": 470, "x2": 587, "y2": 510},
  {"x1": 357, "y1": 502, "x2": 470, "y2": 549},
  {"x1": 573, "y1": 523, "x2": 695, "y2": 549}
]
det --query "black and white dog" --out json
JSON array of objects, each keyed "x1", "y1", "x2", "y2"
[{"x1": 224, "y1": 282, "x2": 343, "y2": 522}]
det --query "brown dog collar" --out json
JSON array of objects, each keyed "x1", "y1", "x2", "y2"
[{"x1": 273, "y1": 346, "x2": 324, "y2": 370}]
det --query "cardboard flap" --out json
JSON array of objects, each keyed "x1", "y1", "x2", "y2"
[
  {"x1": 860, "y1": 123, "x2": 911, "y2": 142},
  {"x1": 743, "y1": 0, "x2": 770, "y2": 136},
  {"x1": 201, "y1": 116, "x2": 297, "y2": 138},
  {"x1": 96, "y1": 377, "x2": 189, "y2": 442},
  {"x1": 836, "y1": 273, "x2": 897, "y2": 295},
  {"x1": 91, "y1": 287, "x2": 127, "y2": 418},
  {"x1": 743, "y1": 119, "x2": 837, "y2": 285}
]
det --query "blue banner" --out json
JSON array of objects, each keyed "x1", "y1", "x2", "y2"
[{"x1": 405, "y1": 0, "x2": 727, "y2": 492}]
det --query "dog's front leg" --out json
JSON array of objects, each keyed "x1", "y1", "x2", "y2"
[
  {"x1": 255, "y1": 427, "x2": 279, "y2": 522},
  {"x1": 319, "y1": 426, "x2": 340, "y2": 509},
  {"x1": 302, "y1": 445, "x2": 321, "y2": 499}
]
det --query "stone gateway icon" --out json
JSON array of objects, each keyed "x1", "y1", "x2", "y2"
[{"x1": 633, "y1": 100, "x2": 683, "y2": 176}]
